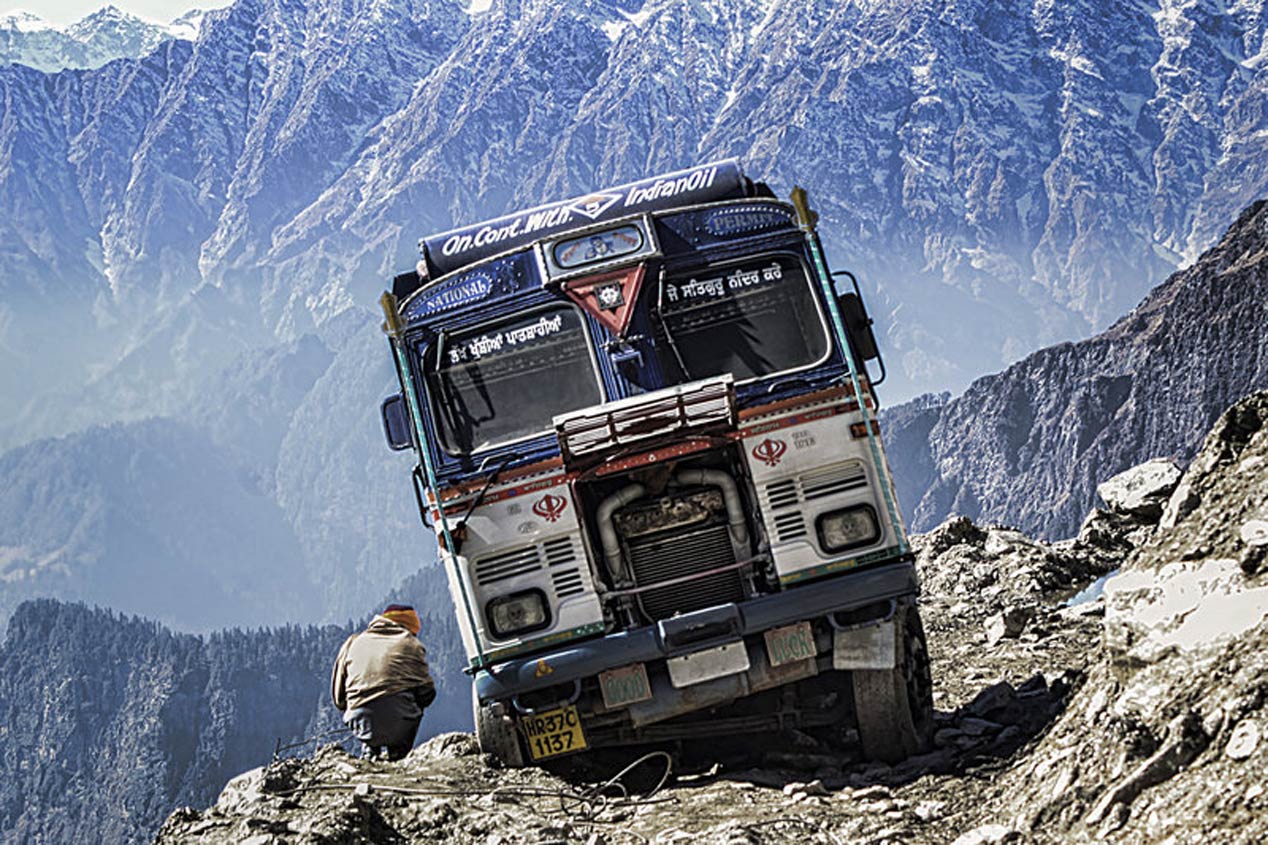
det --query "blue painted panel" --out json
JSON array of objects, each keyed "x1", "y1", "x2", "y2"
[
  {"x1": 421, "y1": 160, "x2": 746, "y2": 277},
  {"x1": 402, "y1": 251, "x2": 538, "y2": 324}
]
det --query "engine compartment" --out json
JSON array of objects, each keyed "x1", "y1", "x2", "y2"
[{"x1": 573, "y1": 443, "x2": 780, "y2": 629}]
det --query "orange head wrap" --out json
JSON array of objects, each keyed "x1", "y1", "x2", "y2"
[{"x1": 382, "y1": 604, "x2": 421, "y2": 635}]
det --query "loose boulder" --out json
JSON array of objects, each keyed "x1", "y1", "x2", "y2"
[{"x1": 1096, "y1": 458, "x2": 1182, "y2": 520}]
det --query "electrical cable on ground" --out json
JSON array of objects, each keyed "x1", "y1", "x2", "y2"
[{"x1": 273, "y1": 727, "x2": 354, "y2": 761}]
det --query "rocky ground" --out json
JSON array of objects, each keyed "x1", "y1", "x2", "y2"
[{"x1": 157, "y1": 393, "x2": 1268, "y2": 845}]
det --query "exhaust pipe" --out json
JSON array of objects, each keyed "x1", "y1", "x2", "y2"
[{"x1": 597, "y1": 483, "x2": 645, "y2": 583}]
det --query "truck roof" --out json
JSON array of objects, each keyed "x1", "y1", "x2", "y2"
[{"x1": 417, "y1": 159, "x2": 749, "y2": 280}]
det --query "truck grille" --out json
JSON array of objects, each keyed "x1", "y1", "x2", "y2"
[{"x1": 627, "y1": 523, "x2": 743, "y2": 621}]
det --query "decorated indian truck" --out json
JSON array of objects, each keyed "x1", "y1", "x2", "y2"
[{"x1": 378, "y1": 160, "x2": 933, "y2": 767}]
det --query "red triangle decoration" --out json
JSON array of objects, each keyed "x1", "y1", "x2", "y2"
[{"x1": 561, "y1": 263, "x2": 647, "y2": 338}]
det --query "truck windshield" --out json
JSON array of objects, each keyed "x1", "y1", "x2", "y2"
[
  {"x1": 427, "y1": 307, "x2": 601, "y2": 454},
  {"x1": 655, "y1": 254, "x2": 831, "y2": 382}
]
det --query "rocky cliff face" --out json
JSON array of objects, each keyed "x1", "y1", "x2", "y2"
[
  {"x1": 154, "y1": 391, "x2": 1268, "y2": 845},
  {"x1": 885, "y1": 198, "x2": 1268, "y2": 539}
]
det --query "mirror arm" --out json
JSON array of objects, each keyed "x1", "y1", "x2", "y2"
[{"x1": 830, "y1": 270, "x2": 886, "y2": 388}]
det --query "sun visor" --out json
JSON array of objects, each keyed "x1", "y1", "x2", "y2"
[{"x1": 420, "y1": 160, "x2": 746, "y2": 278}]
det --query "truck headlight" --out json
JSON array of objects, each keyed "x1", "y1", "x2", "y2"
[
  {"x1": 486, "y1": 589, "x2": 551, "y2": 638},
  {"x1": 815, "y1": 505, "x2": 880, "y2": 553}
]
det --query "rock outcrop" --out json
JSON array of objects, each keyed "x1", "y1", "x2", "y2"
[
  {"x1": 975, "y1": 389, "x2": 1268, "y2": 844},
  {"x1": 157, "y1": 392, "x2": 1268, "y2": 845}
]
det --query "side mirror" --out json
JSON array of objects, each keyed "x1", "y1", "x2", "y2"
[
  {"x1": 381, "y1": 394, "x2": 413, "y2": 451},
  {"x1": 838, "y1": 292, "x2": 880, "y2": 362}
]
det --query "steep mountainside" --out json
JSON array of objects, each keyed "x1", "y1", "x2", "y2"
[
  {"x1": 0, "y1": 586, "x2": 471, "y2": 845},
  {"x1": 0, "y1": 418, "x2": 319, "y2": 631},
  {"x1": 274, "y1": 311, "x2": 430, "y2": 618},
  {"x1": 0, "y1": 600, "x2": 351, "y2": 845},
  {"x1": 4, "y1": 0, "x2": 1268, "y2": 427},
  {"x1": 885, "y1": 198, "x2": 1268, "y2": 539}
]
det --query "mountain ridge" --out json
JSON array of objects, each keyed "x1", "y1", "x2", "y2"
[
  {"x1": 4, "y1": 0, "x2": 1268, "y2": 425},
  {"x1": 0, "y1": 5, "x2": 202, "y2": 72},
  {"x1": 883, "y1": 198, "x2": 1268, "y2": 539}
]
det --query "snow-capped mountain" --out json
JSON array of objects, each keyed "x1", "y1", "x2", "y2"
[
  {"x1": 0, "y1": 5, "x2": 203, "y2": 72},
  {"x1": 3, "y1": 0, "x2": 1267, "y2": 408}
]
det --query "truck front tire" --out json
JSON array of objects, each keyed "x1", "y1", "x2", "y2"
[
  {"x1": 473, "y1": 689, "x2": 525, "y2": 768},
  {"x1": 851, "y1": 601, "x2": 934, "y2": 764}
]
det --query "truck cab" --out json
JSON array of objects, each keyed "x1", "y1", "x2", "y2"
[{"x1": 379, "y1": 160, "x2": 933, "y2": 767}]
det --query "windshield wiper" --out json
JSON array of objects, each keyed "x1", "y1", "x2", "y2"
[
  {"x1": 430, "y1": 329, "x2": 448, "y2": 374},
  {"x1": 654, "y1": 282, "x2": 693, "y2": 381},
  {"x1": 451, "y1": 451, "x2": 523, "y2": 543}
]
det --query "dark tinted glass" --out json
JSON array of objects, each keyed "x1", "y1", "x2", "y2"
[
  {"x1": 427, "y1": 308, "x2": 601, "y2": 453},
  {"x1": 656, "y1": 254, "x2": 830, "y2": 382}
]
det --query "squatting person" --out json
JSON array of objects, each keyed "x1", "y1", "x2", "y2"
[{"x1": 331, "y1": 603, "x2": 437, "y2": 760}]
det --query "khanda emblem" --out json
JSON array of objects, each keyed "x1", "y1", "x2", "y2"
[
  {"x1": 595, "y1": 282, "x2": 625, "y2": 311},
  {"x1": 751, "y1": 437, "x2": 788, "y2": 467},
  {"x1": 532, "y1": 493, "x2": 568, "y2": 522}
]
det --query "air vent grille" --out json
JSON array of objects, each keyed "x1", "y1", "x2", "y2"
[
  {"x1": 762, "y1": 461, "x2": 869, "y2": 542},
  {"x1": 544, "y1": 537, "x2": 585, "y2": 598},
  {"x1": 801, "y1": 463, "x2": 867, "y2": 500},
  {"x1": 773, "y1": 510, "x2": 807, "y2": 541},
  {"x1": 542, "y1": 537, "x2": 576, "y2": 566},
  {"x1": 476, "y1": 537, "x2": 590, "y2": 601},
  {"x1": 474, "y1": 546, "x2": 540, "y2": 585},
  {"x1": 552, "y1": 570, "x2": 586, "y2": 598},
  {"x1": 766, "y1": 479, "x2": 799, "y2": 509}
]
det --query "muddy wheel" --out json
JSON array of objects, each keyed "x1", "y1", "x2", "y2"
[
  {"x1": 473, "y1": 689, "x2": 525, "y2": 768},
  {"x1": 852, "y1": 602, "x2": 934, "y2": 764}
]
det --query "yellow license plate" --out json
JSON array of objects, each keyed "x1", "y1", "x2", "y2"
[{"x1": 520, "y1": 705, "x2": 587, "y2": 760}]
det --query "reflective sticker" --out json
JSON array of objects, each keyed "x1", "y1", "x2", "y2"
[{"x1": 561, "y1": 264, "x2": 647, "y2": 337}]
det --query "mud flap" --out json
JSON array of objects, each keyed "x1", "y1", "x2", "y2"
[{"x1": 832, "y1": 619, "x2": 897, "y2": 670}]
